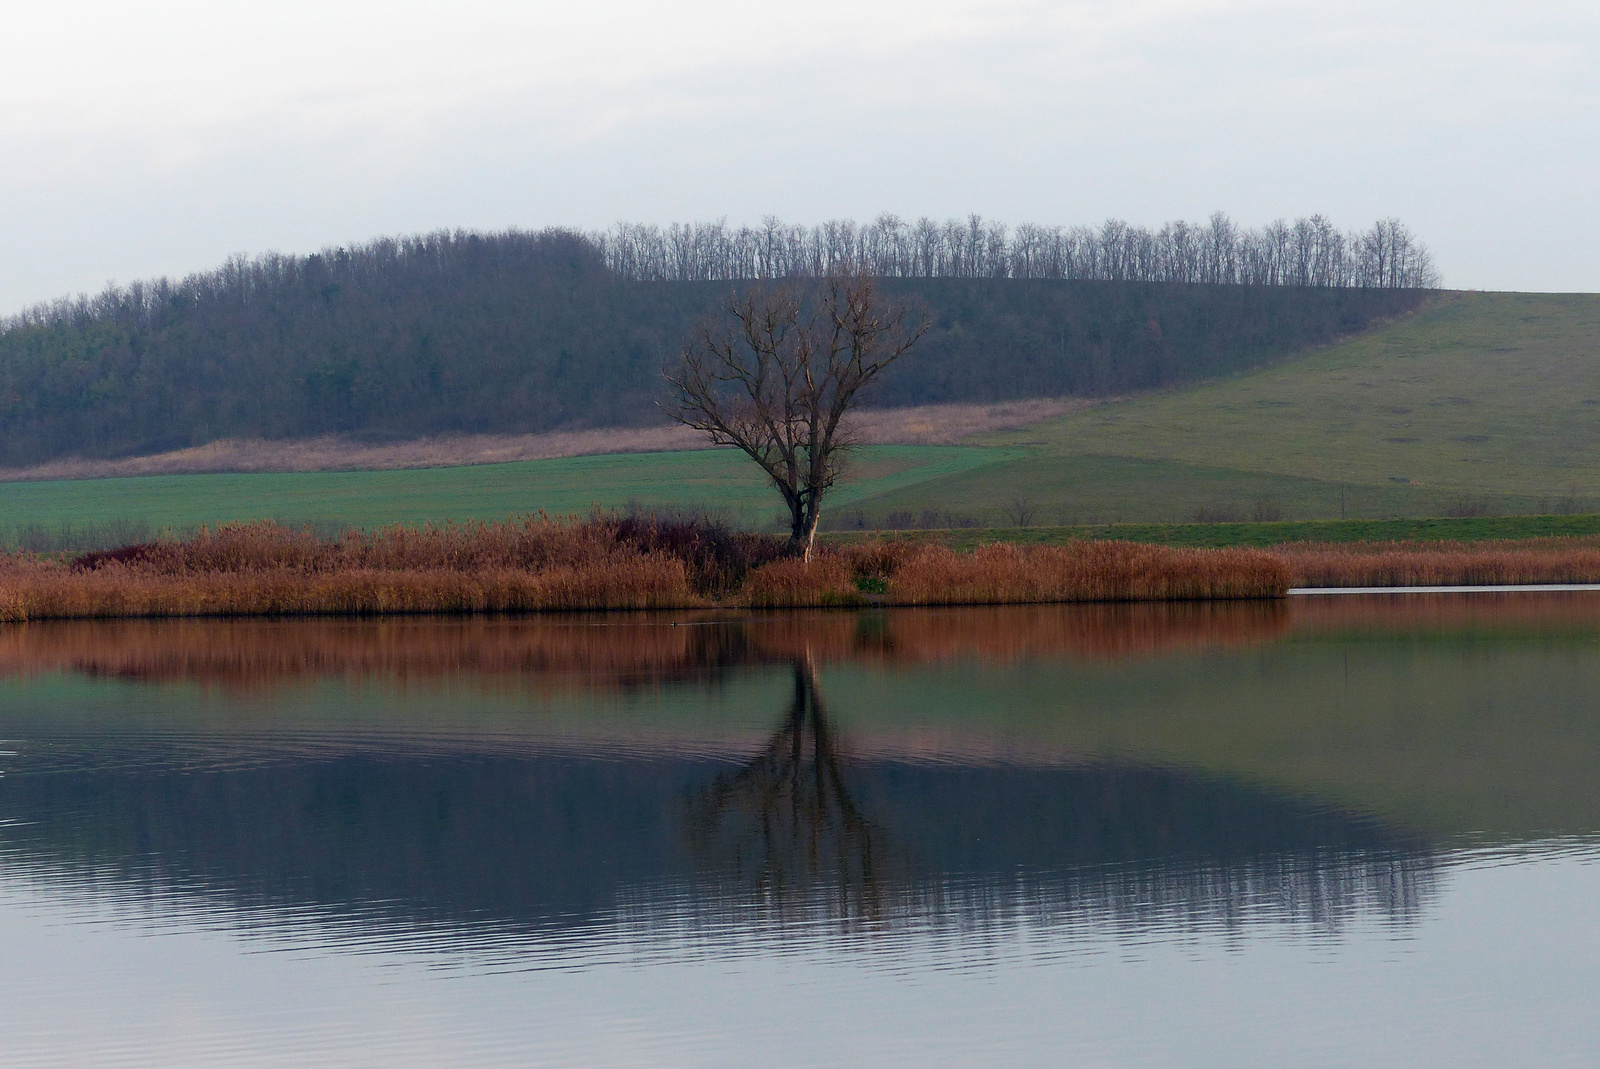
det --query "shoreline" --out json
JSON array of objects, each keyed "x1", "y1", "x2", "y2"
[
  {"x1": 10, "y1": 518, "x2": 1600, "y2": 623},
  {"x1": 0, "y1": 520, "x2": 1288, "y2": 623},
  {"x1": 1291, "y1": 583, "x2": 1600, "y2": 595}
]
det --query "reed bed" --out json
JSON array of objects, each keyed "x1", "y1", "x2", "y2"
[
  {"x1": 0, "y1": 519, "x2": 1289, "y2": 623},
  {"x1": 0, "y1": 561, "x2": 697, "y2": 623},
  {"x1": 1272, "y1": 538, "x2": 1600, "y2": 587},
  {"x1": 741, "y1": 540, "x2": 1288, "y2": 608},
  {"x1": 881, "y1": 542, "x2": 1289, "y2": 605},
  {"x1": 0, "y1": 518, "x2": 713, "y2": 622}
]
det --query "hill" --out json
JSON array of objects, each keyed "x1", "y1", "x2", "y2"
[
  {"x1": 12, "y1": 292, "x2": 1600, "y2": 544},
  {"x1": 0, "y1": 229, "x2": 1427, "y2": 466},
  {"x1": 7, "y1": 291, "x2": 1599, "y2": 543}
]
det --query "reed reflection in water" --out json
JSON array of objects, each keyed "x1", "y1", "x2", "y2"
[
  {"x1": 4, "y1": 598, "x2": 1600, "y2": 1067},
  {"x1": 0, "y1": 600, "x2": 1450, "y2": 970},
  {"x1": 0, "y1": 600, "x2": 1294, "y2": 690}
]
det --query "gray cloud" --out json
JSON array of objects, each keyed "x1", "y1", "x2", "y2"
[{"x1": 2, "y1": 0, "x2": 1596, "y2": 311}]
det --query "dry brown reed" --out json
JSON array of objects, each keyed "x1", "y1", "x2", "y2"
[
  {"x1": 0, "y1": 520, "x2": 1289, "y2": 622},
  {"x1": 0, "y1": 519, "x2": 703, "y2": 621},
  {"x1": 879, "y1": 541, "x2": 1290, "y2": 605},
  {"x1": 0, "y1": 561, "x2": 695, "y2": 622},
  {"x1": 737, "y1": 539, "x2": 1289, "y2": 608},
  {"x1": 1271, "y1": 538, "x2": 1600, "y2": 587},
  {"x1": 738, "y1": 556, "x2": 861, "y2": 607}
]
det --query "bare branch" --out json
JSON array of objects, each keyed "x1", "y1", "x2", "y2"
[{"x1": 667, "y1": 268, "x2": 927, "y2": 559}]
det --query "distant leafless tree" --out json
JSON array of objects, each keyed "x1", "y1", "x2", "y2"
[
  {"x1": 667, "y1": 269, "x2": 928, "y2": 560},
  {"x1": 1006, "y1": 497, "x2": 1039, "y2": 527},
  {"x1": 1251, "y1": 496, "x2": 1284, "y2": 522}
]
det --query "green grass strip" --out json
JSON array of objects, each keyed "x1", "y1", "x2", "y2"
[{"x1": 829, "y1": 514, "x2": 1600, "y2": 549}]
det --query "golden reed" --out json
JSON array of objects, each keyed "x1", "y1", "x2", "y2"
[
  {"x1": 0, "y1": 519, "x2": 1289, "y2": 621},
  {"x1": 741, "y1": 541, "x2": 1289, "y2": 607},
  {"x1": 1271, "y1": 539, "x2": 1600, "y2": 587}
]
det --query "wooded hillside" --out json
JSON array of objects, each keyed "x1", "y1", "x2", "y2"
[{"x1": 0, "y1": 226, "x2": 1431, "y2": 465}]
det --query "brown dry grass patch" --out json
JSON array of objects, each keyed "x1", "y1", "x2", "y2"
[{"x1": 0, "y1": 399, "x2": 1092, "y2": 481}]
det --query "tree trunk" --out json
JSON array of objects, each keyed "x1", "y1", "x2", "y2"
[
  {"x1": 786, "y1": 500, "x2": 822, "y2": 562},
  {"x1": 786, "y1": 497, "x2": 807, "y2": 558},
  {"x1": 798, "y1": 505, "x2": 822, "y2": 563}
]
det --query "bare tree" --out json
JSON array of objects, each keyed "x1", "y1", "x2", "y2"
[
  {"x1": 667, "y1": 269, "x2": 927, "y2": 560},
  {"x1": 1005, "y1": 497, "x2": 1039, "y2": 527}
]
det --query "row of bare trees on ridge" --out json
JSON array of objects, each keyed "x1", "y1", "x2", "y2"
[
  {"x1": 598, "y1": 212, "x2": 1438, "y2": 289},
  {"x1": 4, "y1": 212, "x2": 1434, "y2": 334}
]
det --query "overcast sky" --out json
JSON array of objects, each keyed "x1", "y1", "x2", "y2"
[{"x1": 2, "y1": 0, "x2": 1596, "y2": 311}]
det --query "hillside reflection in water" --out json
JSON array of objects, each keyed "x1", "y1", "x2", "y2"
[
  {"x1": 0, "y1": 601, "x2": 1493, "y2": 961},
  {"x1": 5, "y1": 599, "x2": 1600, "y2": 1066}
]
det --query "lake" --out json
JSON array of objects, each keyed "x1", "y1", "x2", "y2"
[{"x1": 1, "y1": 598, "x2": 1597, "y2": 1067}]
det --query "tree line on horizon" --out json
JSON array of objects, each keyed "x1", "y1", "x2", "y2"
[
  {"x1": 5, "y1": 212, "x2": 1435, "y2": 333},
  {"x1": 0, "y1": 226, "x2": 1430, "y2": 466},
  {"x1": 595, "y1": 212, "x2": 1438, "y2": 290}
]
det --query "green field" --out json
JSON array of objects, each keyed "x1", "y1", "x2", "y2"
[
  {"x1": 834, "y1": 453, "x2": 1584, "y2": 528},
  {"x1": 997, "y1": 291, "x2": 1600, "y2": 495},
  {"x1": 5, "y1": 290, "x2": 1600, "y2": 539},
  {"x1": 852, "y1": 291, "x2": 1600, "y2": 524},
  {"x1": 0, "y1": 445, "x2": 1018, "y2": 543}
]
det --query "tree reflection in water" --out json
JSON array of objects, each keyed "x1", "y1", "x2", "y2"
[
  {"x1": 686, "y1": 658, "x2": 900, "y2": 930},
  {"x1": 679, "y1": 647, "x2": 1436, "y2": 942}
]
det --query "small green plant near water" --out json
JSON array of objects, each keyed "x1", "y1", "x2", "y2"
[{"x1": 855, "y1": 575, "x2": 890, "y2": 596}]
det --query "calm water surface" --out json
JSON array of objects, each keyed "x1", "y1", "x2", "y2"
[{"x1": 1, "y1": 597, "x2": 1598, "y2": 1067}]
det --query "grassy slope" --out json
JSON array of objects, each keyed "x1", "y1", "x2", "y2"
[
  {"x1": 851, "y1": 291, "x2": 1600, "y2": 524},
  {"x1": 0, "y1": 445, "x2": 1016, "y2": 536}
]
